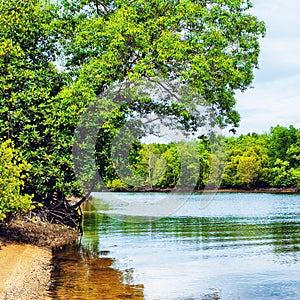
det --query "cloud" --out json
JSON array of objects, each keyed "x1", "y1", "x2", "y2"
[
  {"x1": 235, "y1": 74, "x2": 300, "y2": 134},
  {"x1": 232, "y1": 0, "x2": 300, "y2": 135}
]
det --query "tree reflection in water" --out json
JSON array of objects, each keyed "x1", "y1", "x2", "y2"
[{"x1": 51, "y1": 195, "x2": 300, "y2": 299}]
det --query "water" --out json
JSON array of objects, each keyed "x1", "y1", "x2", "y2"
[{"x1": 50, "y1": 193, "x2": 300, "y2": 299}]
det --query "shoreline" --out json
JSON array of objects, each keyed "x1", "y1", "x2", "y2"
[
  {"x1": 0, "y1": 239, "x2": 52, "y2": 300},
  {"x1": 103, "y1": 187, "x2": 300, "y2": 194},
  {"x1": 0, "y1": 188, "x2": 299, "y2": 299},
  {"x1": 0, "y1": 218, "x2": 80, "y2": 300},
  {"x1": 198, "y1": 187, "x2": 300, "y2": 194}
]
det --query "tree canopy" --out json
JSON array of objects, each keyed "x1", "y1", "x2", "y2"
[
  {"x1": 58, "y1": 0, "x2": 265, "y2": 128},
  {"x1": 0, "y1": 0, "x2": 266, "y2": 210}
]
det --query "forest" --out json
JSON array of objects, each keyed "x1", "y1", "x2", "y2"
[
  {"x1": 0, "y1": 0, "x2": 268, "y2": 223},
  {"x1": 100, "y1": 125, "x2": 300, "y2": 191}
]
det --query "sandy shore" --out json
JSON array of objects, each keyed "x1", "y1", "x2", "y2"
[
  {"x1": 0, "y1": 239, "x2": 52, "y2": 300},
  {"x1": 0, "y1": 217, "x2": 80, "y2": 300}
]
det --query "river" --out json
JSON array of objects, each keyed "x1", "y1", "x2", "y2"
[{"x1": 50, "y1": 192, "x2": 300, "y2": 299}]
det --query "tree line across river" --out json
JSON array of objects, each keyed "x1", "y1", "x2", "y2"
[
  {"x1": 101, "y1": 125, "x2": 300, "y2": 191},
  {"x1": 1, "y1": 123, "x2": 299, "y2": 222}
]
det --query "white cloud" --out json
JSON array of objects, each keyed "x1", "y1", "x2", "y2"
[
  {"x1": 235, "y1": 74, "x2": 300, "y2": 134},
  {"x1": 233, "y1": 0, "x2": 300, "y2": 135}
]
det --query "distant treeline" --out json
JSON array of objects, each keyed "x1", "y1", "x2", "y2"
[{"x1": 100, "y1": 125, "x2": 300, "y2": 191}]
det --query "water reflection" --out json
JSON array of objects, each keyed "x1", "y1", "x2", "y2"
[
  {"x1": 51, "y1": 194, "x2": 300, "y2": 299},
  {"x1": 83, "y1": 209, "x2": 300, "y2": 264},
  {"x1": 51, "y1": 244, "x2": 144, "y2": 299}
]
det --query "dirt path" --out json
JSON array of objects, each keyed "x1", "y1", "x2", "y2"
[{"x1": 0, "y1": 241, "x2": 52, "y2": 300}]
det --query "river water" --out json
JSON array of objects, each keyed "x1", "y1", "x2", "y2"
[{"x1": 50, "y1": 193, "x2": 300, "y2": 299}]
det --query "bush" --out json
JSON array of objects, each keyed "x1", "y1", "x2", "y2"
[
  {"x1": 269, "y1": 159, "x2": 299, "y2": 188},
  {"x1": 106, "y1": 178, "x2": 128, "y2": 191},
  {"x1": 0, "y1": 139, "x2": 34, "y2": 221}
]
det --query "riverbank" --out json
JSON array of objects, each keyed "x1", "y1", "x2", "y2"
[
  {"x1": 104, "y1": 186, "x2": 300, "y2": 194},
  {"x1": 0, "y1": 217, "x2": 80, "y2": 299},
  {"x1": 200, "y1": 187, "x2": 300, "y2": 194}
]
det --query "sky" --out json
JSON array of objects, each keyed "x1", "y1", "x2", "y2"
[{"x1": 233, "y1": 0, "x2": 300, "y2": 135}]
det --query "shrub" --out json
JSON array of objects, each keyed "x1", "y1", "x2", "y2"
[
  {"x1": 106, "y1": 178, "x2": 128, "y2": 191},
  {"x1": 0, "y1": 139, "x2": 34, "y2": 221}
]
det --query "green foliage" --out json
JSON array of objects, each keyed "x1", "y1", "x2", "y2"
[
  {"x1": 267, "y1": 125, "x2": 300, "y2": 188},
  {"x1": 0, "y1": 139, "x2": 33, "y2": 221},
  {"x1": 159, "y1": 144, "x2": 181, "y2": 188},
  {"x1": 222, "y1": 133, "x2": 270, "y2": 188},
  {"x1": 0, "y1": 0, "x2": 86, "y2": 204},
  {"x1": 287, "y1": 141, "x2": 300, "y2": 168},
  {"x1": 268, "y1": 125, "x2": 298, "y2": 163},
  {"x1": 82, "y1": 125, "x2": 300, "y2": 191},
  {"x1": 106, "y1": 178, "x2": 128, "y2": 191},
  {"x1": 0, "y1": 0, "x2": 266, "y2": 206},
  {"x1": 222, "y1": 126, "x2": 300, "y2": 189},
  {"x1": 58, "y1": 0, "x2": 265, "y2": 130},
  {"x1": 270, "y1": 159, "x2": 300, "y2": 188}
]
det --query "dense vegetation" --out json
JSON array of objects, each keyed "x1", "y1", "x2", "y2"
[
  {"x1": 103, "y1": 125, "x2": 300, "y2": 191},
  {"x1": 223, "y1": 125, "x2": 300, "y2": 189},
  {"x1": 0, "y1": 139, "x2": 33, "y2": 221},
  {"x1": 0, "y1": 0, "x2": 266, "y2": 222}
]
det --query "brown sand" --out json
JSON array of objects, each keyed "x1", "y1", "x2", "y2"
[
  {"x1": 0, "y1": 240, "x2": 52, "y2": 300},
  {"x1": 0, "y1": 217, "x2": 80, "y2": 300}
]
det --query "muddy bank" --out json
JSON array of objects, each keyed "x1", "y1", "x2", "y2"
[
  {"x1": 0, "y1": 218, "x2": 80, "y2": 299},
  {"x1": 200, "y1": 187, "x2": 300, "y2": 194},
  {"x1": 0, "y1": 217, "x2": 80, "y2": 248},
  {"x1": 102, "y1": 186, "x2": 300, "y2": 194}
]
